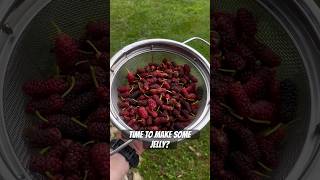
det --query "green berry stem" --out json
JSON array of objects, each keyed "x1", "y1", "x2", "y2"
[
  {"x1": 220, "y1": 103, "x2": 244, "y2": 120},
  {"x1": 218, "y1": 68, "x2": 236, "y2": 73},
  {"x1": 75, "y1": 60, "x2": 89, "y2": 66},
  {"x1": 90, "y1": 66, "x2": 100, "y2": 88},
  {"x1": 192, "y1": 100, "x2": 199, "y2": 105},
  {"x1": 257, "y1": 161, "x2": 273, "y2": 172},
  {"x1": 220, "y1": 103, "x2": 271, "y2": 124},
  {"x1": 86, "y1": 40, "x2": 101, "y2": 57},
  {"x1": 78, "y1": 49, "x2": 94, "y2": 55},
  {"x1": 83, "y1": 140, "x2": 95, "y2": 147},
  {"x1": 55, "y1": 65, "x2": 60, "y2": 77},
  {"x1": 35, "y1": 111, "x2": 48, "y2": 123},
  {"x1": 160, "y1": 82, "x2": 164, "y2": 88},
  {"x1": 283, "y1": 120, "x2": 297, "y2": 129},
  {"x1": 71, "y1": 117, "x2": 88, "y2": 129},
  {"x1": 45, "y1": 171, "x2": 55, "y2": 180},
  {"x1": 262, "y1": 123, "x2": 282, "y2": 137},
  {"x1": 252, "y1": 170, "x2": 271, "y2": 178},
  {"x1": 129, "y1": 86, "x2": 135, "y2": 93},
  {"x1": 62, "y1": 76, "x2": 75, "y2": 98},
  {"x1": 83, "y1": 170, "x2": 88, "y2": 180},
  {"x1": 51, "y1": 21, "x2": 62, "y2": 34},
  {"x1": 248, "y1": 117, "x2": 271, "y2": 125},
  {"x1": 136, "y1": 73, "x2": 142, "y2": 80},
  {"x1": 40, "y1": 146, "x2": 51, "y2": 155}
]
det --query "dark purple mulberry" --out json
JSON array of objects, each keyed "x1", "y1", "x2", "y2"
[
  {"x1": 88, "y1": 122, "x2": 108, "y2": 141},
  {"x1": 62, "y1": 91, "x2": 98, "y2": 117},
  {"x1": 86, "y1": 21, "x2": 109, "y2": 40},
  {"x1": 26, "y1": 94, "x2": 64, "y2": 114},
  {"x1": 212, "y1": 127, "x2": 229, "y2": 157},
  {"x1": 230, "y1": 151, "x2": 255, "y2": 179},
  {"x1": 63, "y1": 142, "x2": 85, "y2": 172},
  {"x1": 228, "y1": 82, "x2": 251, "y2": 116},
  {"x1": 87, "y1": 106, "x2": 108, "y2": 122},
  {"x1": 23, "y1": 78, "x2": 68, "y2": 97},
  {"x1": 47, "y1": 114, "x2": 87, "y2": 139},
  {"x1": 258, "y1": 138, "x2": 279, "y2": 168},
  {"x1": 47, "y1": 139, "x2": 73, "y2": 159},
  {"x1": 223, "y1": 52, "x2": 246, "y2": 71},
  {"x1": 226, "y1": 121, "x2": 261, "y2": 161},
  {"x1": 71, "y1": 73, "x2": 93, "y2": 93},
  {"x1": 29, "y1": 155, "x2": 62, "y2": 174},
  {"x1": 54, "y1": 33, "x2": 79, "y2": 73},
  {"x1": 25, "y1": 126, "x2": 62, "y2": 147},
  {"x1": 90, "y1": 143, "x2": 109, "y2": 177},
  {"x1": 250, "y1": 100, "x2": 275, "y2": 122},
  {"x1": 236, "y1": 8, "x2": 257, "y2": 37}
]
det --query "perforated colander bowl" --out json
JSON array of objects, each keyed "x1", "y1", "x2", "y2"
[
  {"x1": 214, "y1": 0, "x2": 320, "y2": 179},
  {"x1": 0, "y1": 0, "x2": 107, "y2": 179},
  {"x1": 109, "y1": 38, "x2": 210, "y2": 146}
]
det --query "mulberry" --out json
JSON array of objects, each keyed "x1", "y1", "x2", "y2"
[
  {"x1": 90, "y1": 143, "x2": 109, "y2": 177},
  {"x1": 29, "y1": 155, "x2": 62, "y2": 174},
  {"x1": 212, "y1": 127, "x2": 229, "y2": 157},
  {"x1": 47, "y1": 139, "x2": 73, "y2": 159},
  {"x1": 23, "y1": 78, "x2": 68, "y2": 97},
  {"x1": 234, "y1": 43, "x2": 256, "y2": 69},
  {"x1": 236, "y1": 8, "x2": 257, "y2": 37},
  {"x1": 227, "y1": 122, "x2": 261, "y2": 161},
  {"x1": 87, "y1": 106, "x2": 108, "y2": 122},
  {"x1": 72, "y1": 73, "x2": 93, "y2": 93},
  {"x1": 138, "y1": 107, "x2": 149, "y2": 119},
  {"x1": 230, "y1": 151, "x2": 254, "y2": 179},
  {"x1": 26, "y1": 94, "x2": 64, "y2": 114},
  {"x1": 88, "y1": 122, "x2": 108, "y2": 141},
  {"x1": 223, "y1": 52, "x2": 246, "y2": 71},
  {"x1": 211, "y1": 153, "x2": 225, "y2": 176},
  {"x1": 86, "y1": 21, "x2": 108, "y2": 40},
  {"x1": 250, "y1": 100, "x2": 275, "y2": 121},
  {"x1": 63, "y1": 142, "x2": 84, "y2": 172},
  {"x1": 25, "y1": 126, "x2": 62, "y2": 147},
  {"x1": 228, "y1": 82, "x2": 251, "y2": 116},
  {"x1": 256, "y1": 46, "x2": 281, "y2": 67},
  {"x1": 258, "y1": 138, "x2": 279, "y2": 168},
  {"x1": 62, "y1": 91, "x2": 98, "y2": 117},
  {"x1": 47, "y1": 114, "x2": 87, "y2": 139},
  {"x1": 54, "y1": 33, "x2": 79, "y2": 73}
]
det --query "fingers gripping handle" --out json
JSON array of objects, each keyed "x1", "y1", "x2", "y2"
[{"x1": 110, "y1": 139, "x2": 134, "y2": 156}]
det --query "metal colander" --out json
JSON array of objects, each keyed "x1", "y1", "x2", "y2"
[
  {"x1": 109, "y1": 38, "x2": 210, "y2": 154},
  {"x1": 0, "y1": 0, "x2": 107, "y2": 179},
  {"x1": 214, "y1": 0, "x2": 320, "y2": 179}
]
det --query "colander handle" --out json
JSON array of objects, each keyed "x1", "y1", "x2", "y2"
[
  {"x1": 182, "y1": 37, "x2": 210, "y2": 46},
  {"x1": 110, "y1": 139, "x2": 134, "y2": 156}
]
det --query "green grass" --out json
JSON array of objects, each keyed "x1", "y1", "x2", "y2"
[
  {"x1": 137, "y1": 125, "x2": 210, "y2": 180},
  {"x1": 110, "y1": 0, "x2": 210, "y2": 59},
  {"x1": 111, "y1": 0, "x2": 210, "y2": 179}
]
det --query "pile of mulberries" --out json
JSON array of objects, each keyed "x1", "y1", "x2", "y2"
[
  {"x1": 211, "y1": 9, "x2": 297, "y2": 180},
  {"x1": 23, "y1": 20, "x2": 109, "y2": 179},
  {"x1": 117, "y1": 59, "x2": 201, "y2": 131}
]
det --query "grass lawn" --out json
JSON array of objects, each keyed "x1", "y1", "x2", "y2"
[{"x1": 111, "y1": 0, "x2": 210, "y2": 179}]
